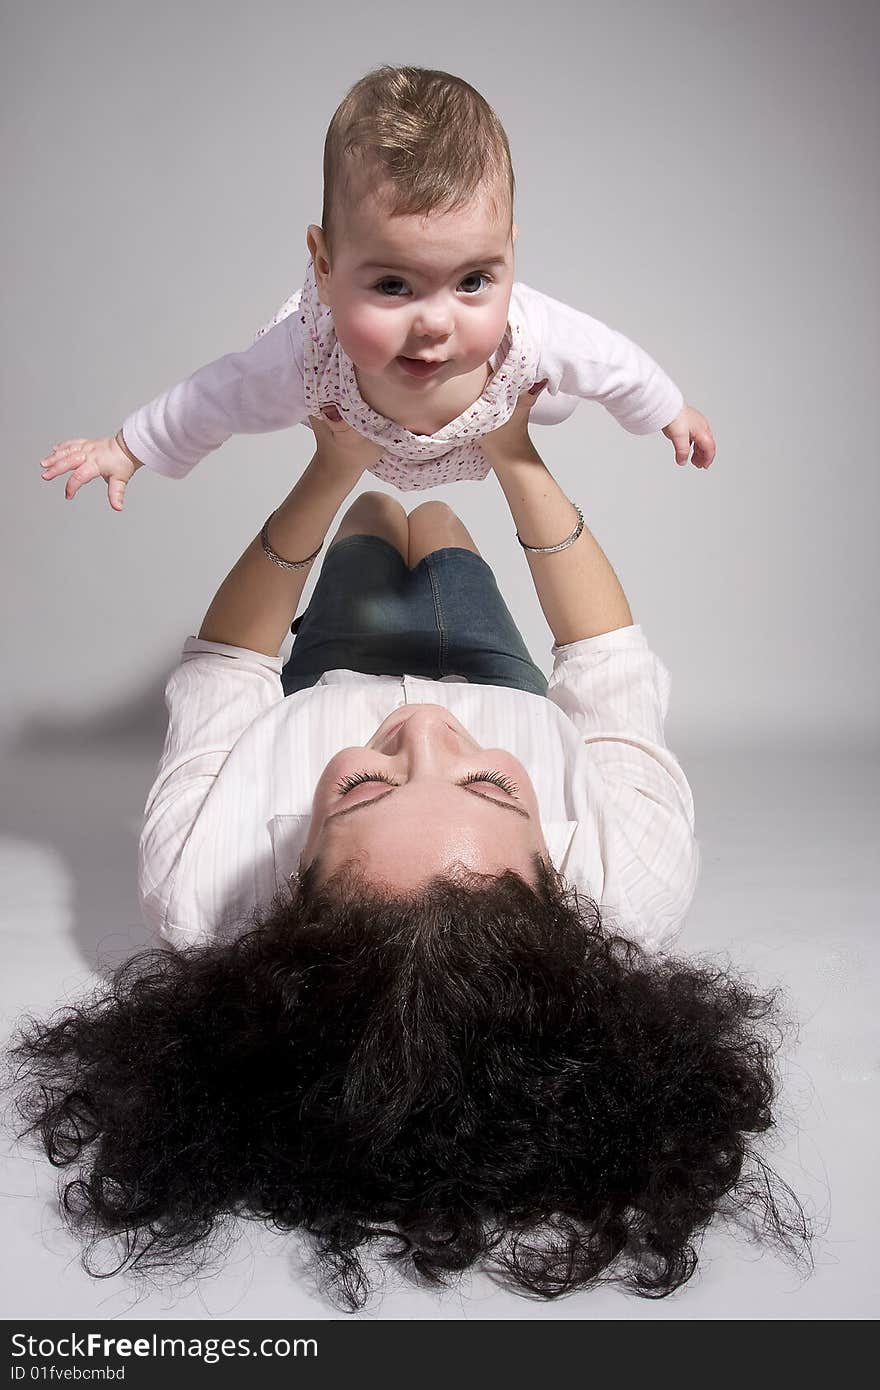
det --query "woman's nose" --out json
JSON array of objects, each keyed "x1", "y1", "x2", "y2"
[{"x1": 387, "y1": 707, "x2": 460, "y2": 768}]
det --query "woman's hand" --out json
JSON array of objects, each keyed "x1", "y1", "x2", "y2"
[
  {"x1": 478, "y1": 381, "x2": 548, "y2": 471},
  {"x1": 307, "y1": 406, "x2": 385, "y2": 480}
]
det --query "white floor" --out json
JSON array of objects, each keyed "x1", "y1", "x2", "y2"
[{"x1": 1, "y1": 733, "x2": 876, "y2": 1320}]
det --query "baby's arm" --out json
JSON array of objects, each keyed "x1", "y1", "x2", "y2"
[
  {"x1": 522, "y1": 284, "x2": 715, "y2": 467},
  {"x1": 40, "y1": 314, "x2": 309, "y2": 509}
]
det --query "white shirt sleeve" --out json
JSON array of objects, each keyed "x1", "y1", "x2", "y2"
[
  {"x1": 546, "y1": 624, "x2": 700, "y2": 947},
  {"x1": 524, "y1": 284, "x2": 685, "y2": 436},
  {"x1": 137, "y1": 637, "x2": 284, "y2": 943},
  {"x1": 121, "y1": 314, "x2": 308, "y2": 479}
]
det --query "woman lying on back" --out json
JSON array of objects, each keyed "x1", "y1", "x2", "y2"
[{"x1": 10, "y1": 389, "x2": 809, "y2": 1312}]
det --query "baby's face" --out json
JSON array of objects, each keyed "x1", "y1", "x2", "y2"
[{"x1": 307, "y1": 184, "x2": 516, "y2": 395}]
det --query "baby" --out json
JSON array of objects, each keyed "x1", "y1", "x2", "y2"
[{"x1": 40, "y1": 65, "x2": 715, "y2": 509}]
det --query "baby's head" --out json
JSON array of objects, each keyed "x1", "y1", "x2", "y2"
[{"x1": 307, "y1": 66, "x2": 518, "y2": 393}]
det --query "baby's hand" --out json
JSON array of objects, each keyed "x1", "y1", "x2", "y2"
[
  {"x1": 40, "y1": 434, "x2": 142, "y2": 511},
  {"x1": 661, "y1": 405, "x2": 716, "y2": 469}
]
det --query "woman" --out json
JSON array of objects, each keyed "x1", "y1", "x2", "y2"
[
  {"x1": 140, "y1": 385, "x2": 696, "y2": 948},
  {"x1": 9, "y1": 389, "x2": 810, "y2": 1312}
]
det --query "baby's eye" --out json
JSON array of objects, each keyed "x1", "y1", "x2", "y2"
[
  {"x1": 461, "y1": 769, "x2": 519, "y2": 796},
  {"x1": 458, "y1": 271, "x2": 492, "y2": 295},
  {"x1": 336, "y1": 770, "x2": 399, "y2": 794},
  {"x1": 372, "y1": 272, "x2": 493, "y2": 298},
  {"x1": 374, "y1": 278, "x2": 409, "y2": 297}
]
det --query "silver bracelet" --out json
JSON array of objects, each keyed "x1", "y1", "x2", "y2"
[
  {"x1": 260, "y1": 512, "x2": 323, "y2": 571},
  {"x1": 516, "y1": 502, "x2": 585, "y2": 554}
]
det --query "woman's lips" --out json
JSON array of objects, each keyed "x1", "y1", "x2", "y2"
[{"x1": 396, "y1": 356, "x2": 445, "y2": 377}]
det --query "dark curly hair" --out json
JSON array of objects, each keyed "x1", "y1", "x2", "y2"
[{"x1": 5, "y1": 857, "x2": 812, "y2": 1312}]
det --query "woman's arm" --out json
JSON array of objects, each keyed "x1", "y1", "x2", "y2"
[
  {"x1": 199, "y1": 417, "x2": 382, "y2": 656},
  {"x1": 481, "y1": 388, "x2": 633, "y2": 645},
  {"x1": 484, "y1": 390, "x2": 699, "y2": 942}
]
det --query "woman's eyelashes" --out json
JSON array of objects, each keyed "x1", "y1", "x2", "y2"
[
  {"x1": 462, "y1": 770, "x2": 519, "y2": 795},
  {"x1": 335, "y1": 770, "x2": 397, "y2": 794},
  {"x1": 334, "y1": 769, "x2": 519, "y2": 797}
]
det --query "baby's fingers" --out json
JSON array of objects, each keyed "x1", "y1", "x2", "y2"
[
  {"x1": 107, "y1": 477, "x2": 127, "y2": 511},
  {"x1": 41, "y1": 437, "x2": 88, "y2": 462},
  {"x1": 64, "y1": 458, "x2": 101, "y2": 501},
  {"x1": 694, "y1": 436, "x2": 716, "y2": 469},
  {"x1": 40, "y1": 441, "x2": 89, "y2": 480}
]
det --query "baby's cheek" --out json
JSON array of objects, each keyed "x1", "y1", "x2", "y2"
[
  {"x1": 480, "y1": 305, "x2": 511, "y2": 354},
  {"x1": 458, "y1": 312, "x2": 507, "y2": 368},
  {"x1": 335, "y1": 309, "x2": 395, "y2": 368}
]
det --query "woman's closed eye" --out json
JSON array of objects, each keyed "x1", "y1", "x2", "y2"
[
  {"x1": 334, "y1": 769, "x2": 519, "y2": 798},
  {"x1": 336, "y1": 770, "x2": 397, "y2": 794},
  {"x1": 462, "y1": 770, "x2": 519, "y2": 795}
]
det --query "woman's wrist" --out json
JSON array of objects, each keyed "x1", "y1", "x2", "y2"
[
  {"x1": 493, "y1": 453, "x2": 581, "y2": 547},
  {"x1": 197, "y1": 452, "x2": 362, "y2": 655},
  {"x1": 494, "y1": 458, "x2": 632, "y2": 643},
  {"x1": 271, "y1": 452, "x2": 362, "y2": 540},
  {"x1": 484, "y1": 435, "x2": 543, "y2": 474},
  {"x1": 311, "y1": 438, "x2": 367, "y2": 488}
]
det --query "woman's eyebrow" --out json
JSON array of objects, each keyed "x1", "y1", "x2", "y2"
[{"x1": 324, "y1": 786, "x2": 530, "y2": 824}]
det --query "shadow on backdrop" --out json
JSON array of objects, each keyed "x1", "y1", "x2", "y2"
[{"x1": 2, "y1": 670, "x2": 173, "y2": 975}]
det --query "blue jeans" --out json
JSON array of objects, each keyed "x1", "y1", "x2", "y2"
[{"x1": 280, "y1": 535, "x2": 548, "y2": 697}]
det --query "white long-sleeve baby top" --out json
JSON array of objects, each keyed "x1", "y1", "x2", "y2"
[{"x1": 122, "y1": 261, "x2": 684, "y2": 491}]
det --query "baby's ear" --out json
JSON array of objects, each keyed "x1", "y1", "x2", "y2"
[{"x1": 306, "y1": 224, "x2": 331, "y2": 277}]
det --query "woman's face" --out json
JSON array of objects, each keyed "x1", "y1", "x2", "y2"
[{"x1": 301, "y1": 704, "x2": 549, "y2": 891}]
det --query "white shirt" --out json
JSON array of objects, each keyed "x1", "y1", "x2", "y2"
[
  {"x1": 138, "y1": 625, "x2": 700, "y2": 956},
  {"x1": 121, "y1": 272, "x2": 684, "y2": 489}
]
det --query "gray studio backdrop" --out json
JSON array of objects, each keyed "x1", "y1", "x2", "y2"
[
  {"x1": 2, "y1": 0, "x2": 879, "y2": 1327},
  {"x1": 2, "y1": 0, "x2": 878, "y2": 752}
]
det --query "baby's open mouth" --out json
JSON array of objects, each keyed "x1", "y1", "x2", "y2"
[{"x1": 396, "y1": 356, "x2": 446, "y2": 376}]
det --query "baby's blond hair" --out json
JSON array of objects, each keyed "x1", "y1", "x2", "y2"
[{"x1": 321, "y1": 65, "x2": 515, "y2": 254}]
